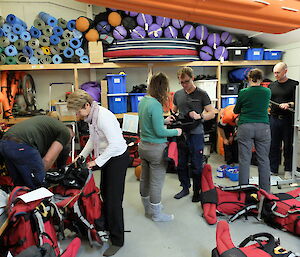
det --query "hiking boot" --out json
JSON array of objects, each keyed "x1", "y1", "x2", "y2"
[{"x1": 174, "y1": 188, "x2": 189, "y2": 199}]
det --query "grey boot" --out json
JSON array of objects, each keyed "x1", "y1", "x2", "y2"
[
  {"x1": 150, "y1": 202, "x2": 174, "y2": 222},
  {"x1": 141, "y1": 196, "x2": 152, "y2": 218}
]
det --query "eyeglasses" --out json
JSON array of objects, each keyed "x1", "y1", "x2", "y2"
[{"x1": 179, "y1": 79, "x2": 191, "y2": 85}]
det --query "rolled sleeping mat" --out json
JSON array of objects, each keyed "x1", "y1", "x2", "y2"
[
  {"x1": 171, "y1": 19, "x2": 185, "y2": 29},
  {"x1": 108, "y1": 12, "x2": 122, "y2": 27},
  {"x1": 221, "y1": 31, "x2": 233, "y2": 45},
  {"x1": 164, "y1": 26, "x2": 178, "y2": 38},
  {"x1": 100, "y1": 34, "x2": 114, "y2": 44},
  {"x1": 136, "y1": 13, "x2": 153, "y2": 31},
  {"x1": 42, "y1": 25, "x2": 53, "y2": 37},
  {"x1": 5, "y1": 45, "x2": 18, "y2": 56},
  {"x1": 70, "y1": 55, "x2": 80, "y2": 63},
  {"x1": 29, "y1": 56, "x2": 39, "y2": 64},
  {"x1": 122, "y1": 17, "x2": 137, "y2": 31},
  {"x1": 147, "y1": 23, "x2": 163, "y2": 38},
  {"x1": 34, "y1": 48, "x2": 44, "y2": 58},
  {"x1": 199, "y1": 45, "x2": 214, "y2": 61},
  {"x1": 0, "y1": 16, "x2": 5, "y2": 27},
  {"x1": 12, "y1": 23, "x2": 25, "y2": 35},
  {"x1": 22, "y1": 45, "x2": 34, "y2": 57},
  {"x1": 2, "y1": 23, "x2": 12, "y2": 33},
  {"x1": 182, "y1": 24, "x2": 195, "y2": 40},
  {"x1": 0, "y1": 28, "x2": 3, "y2": 37},
  {"x1": 62, "y1": 29, "x2": 73, "y2": 40},
  {"x1": 131, "y1": 26, "x2": 146, "y2": 39},
  {"x1": 14, "y1": 39, "x2": 26, "y2": 50},
  {"x1": 63, "y1": 47, "x2": 74, "y2": 58},
  {"x1": 5, "y1": 56, "x2": 17, "y2": 65},
  {"x1": 69, "y1": 38, "x2": 82, "y2": 49},
  {"x1": 214, "y1": 46, "x2": 228, "y2": 61},
  {"x1": 6, "y1": 14, "x2": 27, "y2": 29},
  {"x1": 28, "y1": 38, "x2": 40, "y2": 49},
  {"x1": 72, "y1": 29, "x2": 82, "y2": 39},
  {"x1": 207, "y1": 33, "x2": 221, "y2": 49},
  {"x1": 17, "y1": 52, "x2": 29, "y2": 64},
  {"x1": 33, "y1": 18, "x2": 46, "y2": 30},
  {"x1": 80, "y1": 55, "x2": 89, "y2": 63},
  {"x1": 29, "y1": 26, "x2": 42, "y2": 38},
  {"x1": 156, "y1": 16, "x2": 171, "y2": 28},
  {"x1": 50, "y1": 45, "x2": 61, "y2": 55},
  {"x1": 39, "y1": 12, "x2": 58, "y2": 27},
  {"x1": 50, "y1": 35, "x2": 61, "y2": 45},
  {"x1": 113, "y1": 25, "x2": 127, "y2": 40},
  {"x1": 53, "y1": 26, "x2": 63, "y2": 36},
  {"x1": 39, "y1": 35, "x2": 50, "y2": 46},
  {"x1": 39, "y1": 55, "x2": 52, "y2": 64},
  {"x1": 58, "y1": 18, "x2": 67, "y2": 29},
  {"x1": 96, "y1": 21, "x2": 111, "y2": 34},
  {"x1": 195, "y1": 25, "x2": 209, "y2": 45},
  {"x1": 7, "y1": 32, "x2": 19, "y2": 42},
  {"x1": 0, "y1": 36, "x2": 10, "y2": 47},
  {"x1": 41, "y1": 46, "x2": 51, "y2": 55},
  {"x1": 75, "y1": 16, "x2": 93, "y2": 32},
  {"x1": 52, "y1": 54, "x2": 62, "y2": 64},
  {"x1": 124, "y1": 11, "x2": 138, "y2": 17},
  {"x1": 20, "y1": 31, "x2": 31, "y2": 41},
  {"x1": 75, "y1": 47, "x2": 84, "y2": 57},
  {"x1": 58, "y1": 39, "x2": 69, "y2": 50},
  {"x1": 0, "y1": 53, "x2": 6, "y2": 65},
  {"x1": 67, "y1": 20, "x2": 76, "y2": 31}
]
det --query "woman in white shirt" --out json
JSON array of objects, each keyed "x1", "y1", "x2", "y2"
[{"x1": 67, "y1": 89, "x2": 128, "y2": 257}]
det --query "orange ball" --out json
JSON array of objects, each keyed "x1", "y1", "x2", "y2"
[
  {"x1": 85, "y1": 29, "x2": 99, "y2": 42},
  {"x1": 76, "y1": 17, "x2": 91, "y2": 32},
  {"x1": 135, "y1": 165, "x2": 142, "y2": 180},
  {"x1": 108, "y1": 12, "x2": 122, "y2": 27}
]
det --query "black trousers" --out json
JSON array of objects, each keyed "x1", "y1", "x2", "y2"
[
  {"x1": 224, "y1": 140, "x2": 238, "y2": 165},
  {"x1": 269, "y1": 116, "x2": 293, "y2": 173},
  {"x1": 100, "y1": 149, "x2": 129, "y2": 246}
]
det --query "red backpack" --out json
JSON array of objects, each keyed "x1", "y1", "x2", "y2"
[
  {"x1": 0, "y1": 186, "x2": 81, "y2": 257},
  {"x1": 212, "y1": 220, "x2": 297, "y2": 257},
  {"x1": 258, "y1": 188, "x2": 300, "y2": 236},
  {"x1": 201, "y1": 164, "x2": 260, "y2": 224},
  {"x1": 123, "y1": 134, "x2": 141, "y2": 167},
  {"x1": 50, "y1": 171, "x2": 108, "y2": 247}
]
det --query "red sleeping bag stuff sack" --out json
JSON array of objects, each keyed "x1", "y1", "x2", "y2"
[
  {"x1": 212, "y1": 220, "x2": 298, "y2": 257},
  {"x1": 201, "y1": 164, "x2": 260, "y2": 224},
  {"x1": 259, "y1": 188, "x2": 300, "y2": 236}
]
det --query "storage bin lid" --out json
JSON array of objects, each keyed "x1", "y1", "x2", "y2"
[
  {"x1": 226, "y1": 47, "x2": 248, "y2": 50},
  {"x1": 106, "y1": 74, "x2": 127, "y2": 77},
  {"x1": 264, "y1": 49, "x2": 283, "y2": 52}
]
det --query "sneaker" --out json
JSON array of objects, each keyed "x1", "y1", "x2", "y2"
[{"x1": 174, "y1": 188, "x2": 189, "y2": 199}]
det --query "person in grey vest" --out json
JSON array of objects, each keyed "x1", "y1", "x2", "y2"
[{"x1": 173, "y1": 67, "x2": 215, "y2": 202}]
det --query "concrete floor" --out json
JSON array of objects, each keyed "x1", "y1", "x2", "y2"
[{"x1": 63, "y1": 153, "x2": 300, "y2": 257}]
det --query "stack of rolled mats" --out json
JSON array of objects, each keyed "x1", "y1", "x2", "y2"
[
  {"x1": 0, "y1": 12, "x2": 89, "y2": 65},
  {"x1": 88, "y1": 8, "x2": 234, "y2": 62}
]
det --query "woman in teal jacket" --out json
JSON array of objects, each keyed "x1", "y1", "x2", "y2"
[{"x1": 138, "y1": 72, "x2": 182, "y2": 222}]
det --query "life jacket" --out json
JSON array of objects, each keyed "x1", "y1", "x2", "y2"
[
  {"x1": 201, "y1": 164, "x2": 260, "y2": 225},
  {"x1": 220, "y1": 105, "x2": 238, "y2": 126},
  {"x1": 1, "y1": 186, "x2": 81, "y2": 257},
  {"x1": 258, "y1": 188, "x2": 300, "y2": 236},
  {"x1": 212, "y1": 220, "x2": 297, "y2": 257},
  {"x1": 123, "y1": 134, "x2": 141, "y2": 167},
  {"x1": 49, "y1": 162, "x2": 108, "y2": 247}
]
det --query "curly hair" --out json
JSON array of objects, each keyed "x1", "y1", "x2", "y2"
[
  {"x1": 148, "y1": 72, "x2": 170, "y2": 106},
  {"x1": 67, "y1": 89, "x2": 94, "y2": 111}
]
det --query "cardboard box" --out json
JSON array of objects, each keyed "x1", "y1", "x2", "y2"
[{"x1": 88, "y1": 41, "x2": 103, "y2": 64}]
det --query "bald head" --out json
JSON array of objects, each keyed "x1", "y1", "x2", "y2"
[{"x1": 273, "y1": 62, "x2": 288, "y2": 83}]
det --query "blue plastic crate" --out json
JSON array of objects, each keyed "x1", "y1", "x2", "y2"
[
  {"x1": 245, "y1": 48, "x2": 264, "y2": 61},
  {"x1": 216, "y1": 165, "x2": 229, "y2": 178},
  {"x1": 263, "y1": 49, "x2": 282, "y2": 60},
  {"x1": 129, "y1": 93, "x2": 146, "y2": 112},
  {"x1": 108, "y1": 94, "x2": 127, "y2": 114},
  {"x1": 221, "y1": 96, "x2": 238, "y2": 108},
  {"x1": 226, "y1": 166, "x2": 239, "y2": 181},
  {"x1": 106, "y1": 74, "x2": 127, "y2": 93}
]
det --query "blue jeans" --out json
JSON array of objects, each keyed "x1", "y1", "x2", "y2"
[
  {"x1": 0, "y1": 140, "x2": 45, "y2": 189},
  {"x1": 177, "y1": 133, "x2": 204, "y2": 190}
]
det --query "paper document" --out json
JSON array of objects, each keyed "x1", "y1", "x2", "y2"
[
  {"x1": 17, "y1": 187, "x2": 53, "y2": 203},
  {"x1": 122, "y1": 114, "x2": 139, "y2": 133}
]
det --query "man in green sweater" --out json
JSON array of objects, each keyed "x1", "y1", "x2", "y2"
[{"x1": 0, "y1": 116, "x2": 73, "y2": 189}]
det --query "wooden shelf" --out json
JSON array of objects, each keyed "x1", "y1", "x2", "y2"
[{"x1": 221, "y1": 60, "x2": 280, "y2": 66}]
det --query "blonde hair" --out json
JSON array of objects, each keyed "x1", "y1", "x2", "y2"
[
  {"x1": 148, "y1": 72, "x2": 170, "y2": 106},
  {"x1": 67, "y1": 89, "x2": 93, "y2": 111},
  {"x1": 177, "y1": 66, "x2": 194, "y2": 79}
]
